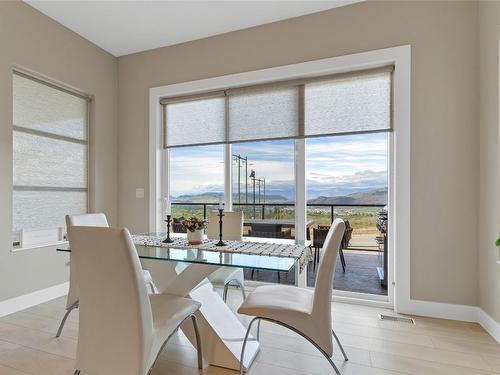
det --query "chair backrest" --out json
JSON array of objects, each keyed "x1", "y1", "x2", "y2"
[
  {"x1": 312, "y1": 219, "x2": 345, "y2": 325},
  {"x1": 312, "y1": 227, "x2": 329, "y2": 248},
  {"x1": 68, "y1": 226, "x2": 153, "y2": 375},
  {"x1": 66, "y1": 213, "x2": 109, "y2": 228},
  {"x1": 65, "y1": 213, "x2": 109, "y2": 308},
  {"x1": 206, "y1": 211, "x2": 244, "y2": 241}
]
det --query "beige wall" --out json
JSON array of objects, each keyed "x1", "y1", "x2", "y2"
[
  {"x1": 0, "y1": 2, "x2": 118, "y2": 301},
  {"x1": 118, "y1": 1, "x2": 480, "y2": 305},
  {"x1": 479, "y1": 1, "x2": 500, "y2": 323}
]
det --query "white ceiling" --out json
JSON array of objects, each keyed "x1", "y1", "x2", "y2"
[{"x1": 25, "y1": 1, "x2": 360, "y2": 57}]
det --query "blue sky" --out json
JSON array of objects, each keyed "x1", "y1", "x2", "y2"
[{"x1": 169, "y1": 132, "x2": 388, "y2": 200}]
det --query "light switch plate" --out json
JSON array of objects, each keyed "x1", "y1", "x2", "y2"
[{"x1": 135, "y1": 188, "x2": 145, "y2": 198}]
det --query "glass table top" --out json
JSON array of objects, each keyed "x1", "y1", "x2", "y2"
[{"x1": 57, "y1": 234, "x2": 300, "y2": 272}]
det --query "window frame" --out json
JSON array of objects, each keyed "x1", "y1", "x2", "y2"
[
  {"x1": 150, "y1": 46, "x2": 411, "y2": 311},
  {"x1": 11, "y1": 69, "x2": 92, "y2": 251}
]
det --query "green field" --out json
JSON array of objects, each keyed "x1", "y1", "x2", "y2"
[{"x1": 171, "y1": 205, "x2": 381, "y2": 234}]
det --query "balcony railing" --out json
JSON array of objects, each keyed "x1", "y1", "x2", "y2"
[
  {"x1": 171, "y1": 202, "x2": 386, "y2": 251},
  {"x1": 171, "y1": 201, "x2": 385, "y2": 223}
]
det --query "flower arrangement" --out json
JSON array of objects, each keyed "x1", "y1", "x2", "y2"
[{"x1": 181, "y1": 216, "x2": 207, "y2": 232}]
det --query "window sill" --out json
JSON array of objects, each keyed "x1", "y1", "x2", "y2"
[{"x1": 12, "y1": 240, "x2": 68, "y2": 253}]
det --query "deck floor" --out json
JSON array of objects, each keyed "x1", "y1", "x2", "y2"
[{"x1": 244, "y1": 250, "x2": 387, "y2": 296}]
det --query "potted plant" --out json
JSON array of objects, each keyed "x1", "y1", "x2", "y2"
[
  {"x1": 182, "y1": 216, "x2": 207, "y2": 245},
  {"x1": 496, "y1": 238, "x2": 500, "y2": 247}
]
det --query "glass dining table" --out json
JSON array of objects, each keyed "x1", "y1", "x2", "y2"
[
  {"x1": 57, "y1": 233, "x2": 305, "y2": 275},
  {"x1": 57, "y1": 232, "x2": 310, "y2": 371}
]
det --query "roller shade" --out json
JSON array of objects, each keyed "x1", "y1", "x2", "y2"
[
  {"x1": 304, "y1": 70, "x2": 392, "y2": 137},
  {"x1": 163, "y1": 94, "x2": 226, "y2": 148},
  {"x1": 228, "y1": 86, "x2": 299, "y2": 143},
  {"x1": 12, "y1": 71, "x2": 89, "y2": 237},
  {"x1": 161, "y1": 65, "x2": 392, "y2": 148}
]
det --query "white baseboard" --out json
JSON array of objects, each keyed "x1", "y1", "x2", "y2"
[
  {"x1": 477, "y1": 307, "x2": 500, "y2": 344},
  {"x1": 0, "y1": 282, "x2": 69, "y2": 318},
  {"x1": 397, "y1": 299, "x2": 500, "y2": 344},
  {"x1": 399, "y1": 299, "x2": 478, "y2": 322}
]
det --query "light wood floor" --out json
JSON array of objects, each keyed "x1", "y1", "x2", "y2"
[{"x1": 0, "y1": 289, "x2": 499, "y2": 375}]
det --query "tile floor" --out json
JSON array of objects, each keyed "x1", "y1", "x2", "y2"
[{"x1": 0, "y1": 289, "x2": 498, "y2": 375}]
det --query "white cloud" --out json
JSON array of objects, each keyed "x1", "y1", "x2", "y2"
[{"x1": 169, "y1": 133, "x2": 388, "y2": 198}]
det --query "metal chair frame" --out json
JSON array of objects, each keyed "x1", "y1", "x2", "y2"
[
  {"x1": 57, "y1": 281, "x2": 156, "y2": 338},
  {"x1": 223, "y1": 278, "x2": 246, "y2": 302},
  {"x1": 74, "y1": 314, "x2": 202, "y2": 375},
  {"x1": 240, "y1": 317, "x2": 348, "y2": 375}
]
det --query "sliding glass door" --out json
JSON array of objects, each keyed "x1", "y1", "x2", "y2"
[{"x1": 306, "y1": 133, "x2": 389, "y2": 296}]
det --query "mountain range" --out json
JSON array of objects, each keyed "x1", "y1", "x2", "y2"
[
  {"x1": 172, "y1": 187, "x2": 387, "y2": 205},
  {"x1": 307, "y1": 188, "x2": 387, "y2": 205}
]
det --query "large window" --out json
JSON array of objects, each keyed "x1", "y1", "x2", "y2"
[
  {"x1": 12, "y1": 72, "x2": 89, "y2": 248},
  {"x1": 169, "y1": 144, "x2": 224, "y2": 219},
  {"x1": 161, "y1": 66, "x2": 392, "y2": 242},
  {"x1": 306, "y1": 133, "x2": 388, "y2": 226},
  {"x1": 232, "y1": 140, "x2": 295, "y2": 238}
]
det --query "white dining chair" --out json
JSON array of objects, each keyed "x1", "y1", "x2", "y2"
[
  {"x1": 56, "y1": 213, "x2": 157, "y2": 338},
  {"x1": 206, "y1": 211, "x2": 246, "y2": 302},
  {"x1": 69, "y1": 226, "x2": 203, "y2": 375},
  {"x1": 237, "y1": 219, "x2": 348, "y2": 375}
]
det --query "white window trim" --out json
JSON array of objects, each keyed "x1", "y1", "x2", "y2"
[{"x1": 149, "y1": 45, "x2": 411, "y2": 311}]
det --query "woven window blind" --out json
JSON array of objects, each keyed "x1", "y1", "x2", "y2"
[
  {"x1": 228, "y1": 86, "x2": 299, "y2": 143},
  {"x1": 304, "y1": 71, "x2": 392, "y2": 137},
  {"x1": 12, "y1": 72, "x2": 90, "y2": 240},
  {"x1": 161, "y1": 66, "x2": 392, "y2": 148}
]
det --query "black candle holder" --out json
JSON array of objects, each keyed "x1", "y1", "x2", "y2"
[
  {"x1": 163, "y1": 214, "x2": 174, "y2": 243},
  {"x1": 216, "y1": 208, "x2": 226, "y2": 246}
]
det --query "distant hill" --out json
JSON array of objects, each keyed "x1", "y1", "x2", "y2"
[
  {"x1": 173, "y1": 192, "x2": 289, "y2": 203},
  {"x1": 173, "y1": 188, "x2": 387, "y2": 205},
  {"x1": 307, "y1": 188, "x2": 387, "y2": 205}
]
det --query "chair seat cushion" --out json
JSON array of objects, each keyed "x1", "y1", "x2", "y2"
[
  {"x1": 238, "y1": 284, "x2": 313, "y2": 319},
  {"x1": 149, "y1": 294, "x2": 201, "y2": 362},
  {"x1": 208, "y1": 267, "x2": 244, "y2": 286}
]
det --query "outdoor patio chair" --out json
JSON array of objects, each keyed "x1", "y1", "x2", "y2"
[
  {"x1": 312, "y1": 221, "x2": 351, "y2": 272},
  {"x1": 172, "y1": 216, "x2": 186, "y2": 233}
]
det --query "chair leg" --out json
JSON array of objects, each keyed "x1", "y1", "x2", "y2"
[
  {"x1": 339, "y1": 249, "x2": 346, "y2": 272},
  {"x1": 247, "y1": 317, "x2": 343, "y2": 374},
  {"x1": 149, "y1": 281, "x2": 158, "y2": 294},
  {"x1": 223, "y1": 282, "x2": 229, "y2": 303},
  {"x1": 332, "y1": 329, "x2": 348, "y2": 361},
  {"x1": 223, "y1": 279, "x2": 246, "y2": 303},
  {"x1": 56, "y1": 301, "x2": 78, "y2": 338},
  {"x1": 240, "y1": 318, "x2": 259, "y2": 375},
  {"x1": 256, "y1": 319, "x2": 261, "y2": 341},
  {"x1": 232, "y1": 278, "x2": 247, "y2": 300},
  {"x1": 191, "y1": 315, "x2": 203, "y2": 369},
  {"x1": 277, "y1": 272, "x2": 281, "y2": 283}
]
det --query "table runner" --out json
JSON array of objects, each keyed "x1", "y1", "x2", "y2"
[{"x1": 132, "y1": 234, "x2": 311, "y2": 271}]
